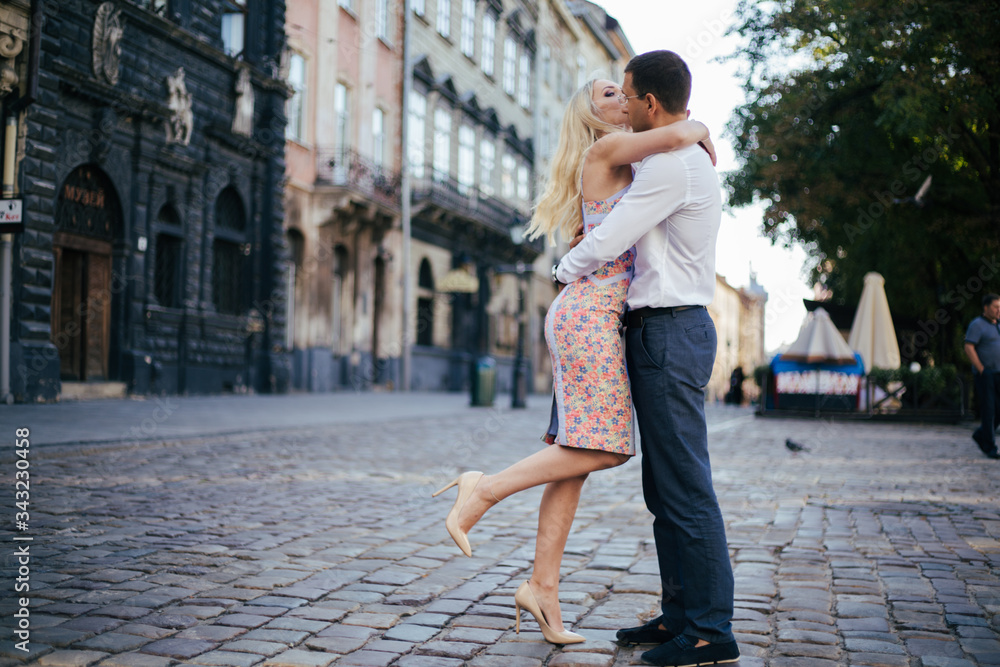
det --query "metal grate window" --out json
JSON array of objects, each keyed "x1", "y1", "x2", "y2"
[
  {"x1": 154, "y1": 234, "x2": 183, "y2": 308},
  {"x1": 212, "y1": 240, "x2": 246, "y2": 315}
]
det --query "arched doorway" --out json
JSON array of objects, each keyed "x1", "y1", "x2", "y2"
[{"x1": 51, "y1": 165, "x2": 123, "y2": 382}]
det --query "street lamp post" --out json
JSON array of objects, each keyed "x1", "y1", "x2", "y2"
[
  {"x1": 511, "y1": 260, "x2": 528, "y2": 408},
  {"x1": 509, "y1": 225, "x2": 529, "y2": 409}
]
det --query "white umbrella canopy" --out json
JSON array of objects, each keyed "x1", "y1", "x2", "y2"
[
  {"x1": 848, "y1": 272, "x2": 901, "y2": 373},
  {"x1": 780, "y1": 307, "x2": 857, "y2": 365}
]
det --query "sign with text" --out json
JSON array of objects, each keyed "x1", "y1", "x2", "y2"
[{"x1": 0, "y1": 199, "x2": 24, "y2": 234}]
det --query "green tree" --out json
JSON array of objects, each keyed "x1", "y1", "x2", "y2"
[{"x1": 725, "y1": 0, "x2": 1000, "y2": 366}]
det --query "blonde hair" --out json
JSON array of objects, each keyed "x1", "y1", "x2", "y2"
[{"x1": 526, "y1": 80, "x2": 626, "y2": 244}]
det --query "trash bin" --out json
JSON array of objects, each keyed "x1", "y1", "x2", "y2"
[{"x1": 470, "y1": 356, "x2": 497, "y2": 407}]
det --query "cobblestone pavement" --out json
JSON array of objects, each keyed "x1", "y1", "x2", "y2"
[{"x1": 1, "y1": 397, "x2": 999, "y2": 667}]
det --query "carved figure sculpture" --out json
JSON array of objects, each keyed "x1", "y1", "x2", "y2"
[
  {"x1": 165, "y1": 67, "x2": 193, "y2": 146},
  {"x1": 232, "y1": 67, "x2": 254, "y2": 137},
  {"x1": 92, "y1": 2, "x2": 123, "y2": 86},
  {"x1": 0, "y1": 24, "x2": 26, "y2": 95}
]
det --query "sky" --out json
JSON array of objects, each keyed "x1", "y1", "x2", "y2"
[{"x1": 598, "y1": 0, "x2": 813, "y2": 353}]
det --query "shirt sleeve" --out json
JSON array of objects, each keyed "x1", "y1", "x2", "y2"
[
  {"x1": 965, "y1": 319, "x2": 983, "y2": 345},
  {"x1": 555, "y1": 153, "x2": 688, "y2": 284}
]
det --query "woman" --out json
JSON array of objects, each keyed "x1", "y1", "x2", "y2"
[{"x1": 433, "y1": 79, "x2": 714, "y2": 644}]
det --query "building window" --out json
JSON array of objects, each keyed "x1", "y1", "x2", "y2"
[
  {"x1": 501, "y1": 151, "x2": 516, "y2": 200},
  {"x1": 436, "y1": 0, "x2": 451, "y2": 38},
  {"x1": 458, "y1": 125, "x2": 476, "y2": 195},
  {"x1": 517, "y1": 163, "x2": 529, "y2": 203},
  {"x1": 332, "y1": 245, "x2": 348, "y2": 353},
  {"x1": 503, "y1": 37, "x2": 517, "y2": 96},
  {"x1": 541, "y1": 44, "x2": 550, "y2": 88},
  {"x1": 577, "y1": 54, "x2": 587, "y2": 87},
  {"x1": 213, "y1": 241, "x2": 246, "y2": 315},
  {"x1": 413, "y1": 0, "x2": 425, "y2": 16},
  {"x1": 154, "y1": 205, "x2": 183, "y2": 308},
  {"x1": 481, "y1": 12, "x2": 495, "y2": 76},
  {"x1": 408, "y1": 91, "x2": 427, "y2": 179},
  {"x1": 138, "y1": 0, "x2": 169, "y2": 16},
  {"x1": 479, "y1": 138, "x2": 495, "y2": 197},
  {"x1": 285, "y1": 229, "x2": 304, "y2": 349},
  {"x1": 212, "y1": 187, "x2": 248, "y2": 316},
  {"x1": 372, "y1": 107, "x2": 385, "y2": 168},
  {"x1": 216, "y1": 187, "x2": 246, "y2": 232},
  {"x1": 433, "y1": 108, "x2": 451, "y2": 182},
  {"x1": 417, "y1": 258, "x2": 434, "y2": 347},
  {"x1": 221, "y1": 0, "x2": 247, "y2": 57},
  {"x1": 334, "y1": 83, "x2": 350, "y2": 167},
  {"x1": 460, "y1": 0, "x2": 475, "y2": 57},
  {"x1": 375, "y1": 0, "x2": 389, "y2": 40},
  {"x1": 518, "y1": 52, "x2": 531, "y2": 108},
  {"x1": 286, "y1": 53, "x2": 307, "y2": 143}
]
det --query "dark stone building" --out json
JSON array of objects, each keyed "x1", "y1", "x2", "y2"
[{"x1": 9, "y1": 0, "x2": 290, "y2": 402}]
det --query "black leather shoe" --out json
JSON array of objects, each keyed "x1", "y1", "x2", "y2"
[
  {"x1": 973, "y1": 430, "x2": 995, "y2": 455},
  {"x1": 616, "y1": 616, "x2": 677, "y2": 646},
  {"x1": 987, "y1": 448, "x2": 1000, "y2": 460},
  {"x1": 641, "y1": 635, "x2": 740, "y2": 666}
]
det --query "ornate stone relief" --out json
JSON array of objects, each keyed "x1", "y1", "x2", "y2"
[
  {"x1": 232, "y1": 66, "x2": 254, "y2": 137},
  {"x1": 0, "y1": 19, "x2": 27, "y2": 96},
  {"x1": 92, "y1": 2, "x2": 123, "y2": 86},
  {"x1": 165, "y1": 67, "x2": 193, "y2": 146}
]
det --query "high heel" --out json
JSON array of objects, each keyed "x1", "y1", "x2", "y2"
[
  {"x1": 431, "y1": 471, "x2": 483, "y2": 557},
  {"x1": 513, "y1": 581, "x2": 585, "y2": 644}
]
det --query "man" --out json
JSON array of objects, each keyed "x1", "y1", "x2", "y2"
[
  {"x1": 964, "y1": 293, "x2": 1000, "y2": 459},
  {"x1": 555, "y1": 51, "x2": 737, "y2": 667}
]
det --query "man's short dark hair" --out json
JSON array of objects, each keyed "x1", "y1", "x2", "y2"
[
  {"x1": 983, "y1": 293, "x2": 999, "y2": 308},
  {"x1": 624, "y1": 50, "x2": 691, "y2": 116}
]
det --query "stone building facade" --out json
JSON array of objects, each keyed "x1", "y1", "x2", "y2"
[
  {"x1": 284, "y1": 0, "x2": 404, "y2": 392},
  {"x1": 708, "y1": 271, "x2": 768, "y2": 402},
  {"x1": 403, "y1": 0, "x2": 634, "y2": 394},
  {"x1": 7, "y1": 0, "x2": 289, "y2": 402},
  {"x1": 404, "y1": 0, "x2": 541, "y2": 393}
]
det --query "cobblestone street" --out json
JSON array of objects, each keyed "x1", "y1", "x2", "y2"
[{"x1": 1, "y1": 395, "x2": 999, "y2": 667}]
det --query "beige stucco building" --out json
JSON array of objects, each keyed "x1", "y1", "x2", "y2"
[
  {"x1": 284, "y1": 0, "x2": 405, "y2": 391},
  {"x1": 708, "y1": 271, "x2": 768, "y2": 403}
]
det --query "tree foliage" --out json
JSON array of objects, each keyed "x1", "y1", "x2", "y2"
[{"x1": 725, "y1": 0, "x2": 1000, "y2": 365}]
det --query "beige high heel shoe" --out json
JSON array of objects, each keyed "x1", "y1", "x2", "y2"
[
  {"x1": 431, "y1": 471, "x2": 484, "y2": 557},
  {"x1": 514, "y1": 581, "x2": 585, "y2": 644}
]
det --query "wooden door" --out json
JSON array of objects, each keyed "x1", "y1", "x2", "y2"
[
  {"x1": 53, "y1": 247, "x2": 85, "y2": 380},
  {"x1": 84, "y1": 252, "x2": 111, "y2": 380},
  {"x1": 51, "y1": 236, "x2": 112, "y2": 381}
]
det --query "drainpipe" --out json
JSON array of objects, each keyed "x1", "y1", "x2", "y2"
[
  {"x1": 400, "y1": 0, "x2": 413, "y2": 391},
  {"x1": 1, "y1": 115, "x2": 15, "y2": 403}
]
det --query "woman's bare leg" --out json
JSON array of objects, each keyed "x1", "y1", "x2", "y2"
[
  {"x1": 529, "y1": 475, "x2": 587, "y2": 632},
  {"x1": 457, "y1": 445, "x2": 627, "y2": 535}
]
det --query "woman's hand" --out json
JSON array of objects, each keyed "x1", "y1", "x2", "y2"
[
  {"x1": 569, "y1": 223, "x2": 585, "y2": 249},
  {"x1": 698, "y1": 137, "x2": 717, "y2": 166}
]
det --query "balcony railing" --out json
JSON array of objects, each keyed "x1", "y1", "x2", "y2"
[
  {"x1": 411, "y1": 173, "x2": 540, "y2": 251},
  {"x1": 316, "y1": 148, "x2": 401, "y2": 211}
]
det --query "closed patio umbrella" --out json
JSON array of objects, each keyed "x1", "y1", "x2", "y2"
[
  {"x1": 780, "y1": 307, "x2": 857, "y2": 365},
  {"x1": 848, "y1": 272, "x2": 901, "y2": 373}
]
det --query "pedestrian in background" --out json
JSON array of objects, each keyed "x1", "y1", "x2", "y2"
[{"x1": 964, "y1": 292, "x2": 1000, "y2": 459}]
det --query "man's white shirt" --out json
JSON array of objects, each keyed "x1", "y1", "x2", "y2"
[{"x1": 555, "y1": 143, "x2": 722, "y2": 309}]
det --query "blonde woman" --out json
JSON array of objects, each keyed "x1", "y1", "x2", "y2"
[{"x1": 433, "y1": 79, "x2": 714, "y2": 645}]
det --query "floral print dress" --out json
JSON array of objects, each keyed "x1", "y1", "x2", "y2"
[{"x1": 543, "y1": 185, "x2": 635, "y2": 455}]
